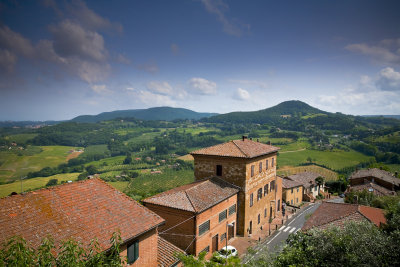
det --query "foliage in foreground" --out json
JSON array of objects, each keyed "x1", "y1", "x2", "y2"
[
  {"x1": 178, "y1": 251, "x2": 241, "y2": 267},
  {"x1": 0, "y1": 232, "x2": 124, "y2": 266}
]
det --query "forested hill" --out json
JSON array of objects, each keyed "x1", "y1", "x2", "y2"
[
  {"x1": 71, "y1": 107, "x2": 218, "y2": 123},
  {"x1": 203, "y1": 100, "x2": 327, "y2": 124}
]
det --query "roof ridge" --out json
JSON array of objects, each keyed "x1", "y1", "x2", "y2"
[
  {"x1": 184, "y1": 190, "x2": 197, "y2": 212},
  {"x1": 232, "y1": 140, "x2": 249, "y2": 157},
  {"x1": 211, "y1": 176, "x2": 242, "y2": 190}
]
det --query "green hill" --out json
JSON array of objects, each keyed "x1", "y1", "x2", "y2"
[
  {"x1": 204, "y1": 100, "x2": 327, "y2": 124},
  {"x1": 71, "y1": 107, "x2": 218, "y2": 123}
]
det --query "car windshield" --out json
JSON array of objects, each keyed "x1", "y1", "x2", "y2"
[{"x1": 220, "y1": 249, "x2": 233, "y2": 256}]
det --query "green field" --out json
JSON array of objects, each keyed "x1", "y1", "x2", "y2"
[
  {"x1": 0, "y1": 146, "x2": 75, "y2": 182},
  {"x1": 278, "y1": 149, "x2": 373, "y2": 170},
  {"x1": 0, "y1": 173, "x2": 80, "y2": 198},
  {"x1": 4, "y1": 133, "x2": 38, "y2": 143},
  {"x1": 107, "y1": 181, "x2": 130, "y2": 192}
]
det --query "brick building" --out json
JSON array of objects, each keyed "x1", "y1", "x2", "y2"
[
  {"x1": 347, "y1": 168, "x2": 399, "y2": 196},
  {"x1": 302, "y1": 202, "x2": 386, "y2": 231},
  {"x1": 190, "y1": 137, "x2": 281, "y2": 236},
  {"x1": 282, "y1": 177, "x2": 303, "y2": 206},
  {"x1": 0, "y1": 179, "x2": 183, "y2": 267},
  {"x1": 143, "y1": 177, "x2": 239, "y2": 259}
]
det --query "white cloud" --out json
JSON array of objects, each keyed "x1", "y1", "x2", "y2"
[
  {"x1": 146, "y1": 81, "x2": 173, "y2": 96},
  {"x1": 117, "y1": 54, "x2": 131, "y2": 64},
  {"x1": 234, "y1": 87, "x2": 250, "y2": 100},
  {"x1": 91, "y1": 84, "x2": 111, "y2": 94},
  {"x1": 201, "y1": 0, "x2": 249, "y2": 37},
  {"x1": 376, "y1": 67, "x2": 400, "y2": 91},
  {"x1": 188, "y1": 77, "x2": 217, "y2": 95},
  {"x1": 346, "y1": 38, "x2": 400, "y2": 65},
  {"x1": 132, "y1": 90, "x2": 177, "y2": 107},
  {"x1": 0, "y1": 49, "x2": 17, "y2": 73}
]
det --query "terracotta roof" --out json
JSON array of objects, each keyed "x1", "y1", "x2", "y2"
[
  {"x1": 282, "y1": 177, "x2": 303, "y2": 189},
  {"x1": 349, "y1": 168, "x2": 400, "y2": 186},
  {"x1": 0, "y1": 179, "x2": 164, "y2": 252},
  {"x1": 302, "y1": 202, "x2": 386, "y2": 231},
  {"x1": 287, "y1": 172, "x2": 322, "y2": 188},
  {"x1": 157, "y1": 236, "x2": 184, "y2": 267},
  {"x1": 190, "y1": 138, "x2": 279, "y2": 158},
  {"x1": 349, "y1": 182, "x2": 395, "y2": 196},
  {"x1": 143, "y1": 177, "x2": 239, "y2": 213}
]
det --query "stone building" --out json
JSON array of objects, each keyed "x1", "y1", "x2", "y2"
[
  {"x1": 190, "y1": 136, "x2": 281, "y2": 236},
  {"x1": 285, "y1": 171, "x2": 325, "y2": 201},
  {"x1": 347, "y1": 168, "x2": 399, "y2": 196},
  {"x1": 143, "y1": 177, "x2": 239, "y2": 259},
  {"x1": 282, "y1": 177, "x2": 303, "y2": 206}
]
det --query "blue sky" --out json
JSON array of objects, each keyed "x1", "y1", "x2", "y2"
[{"x1": 1, "y1": 0, "x2": 400, "y2": 120}]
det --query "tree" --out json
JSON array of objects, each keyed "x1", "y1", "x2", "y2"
[
  {"x1": 46, "y1": 179, "x2": 58, "y2": 187},
  {"x1": 123, "y1": 154, "x2": 132, "y2": 165},
  {"x1": 85, "y1": 165, "x2": 97, "y2": 175},
  {"x1": 315, "y1": 176, "x2": 324, "y2": 195}
]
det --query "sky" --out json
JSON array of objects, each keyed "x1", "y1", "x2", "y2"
[{"x1": 1, "y1": 0, "x2": 400, "y2": 121}]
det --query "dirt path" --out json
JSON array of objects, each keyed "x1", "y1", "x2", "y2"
[{"x1": 66, "y1": 151, "x2": 84, "y2": 161}]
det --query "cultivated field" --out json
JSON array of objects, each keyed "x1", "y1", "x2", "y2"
[{"x1": 277, "y1": 165, "x2": 338, "y2": 181}]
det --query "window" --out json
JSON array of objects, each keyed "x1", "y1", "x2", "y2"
[
  {"x1": 291, "y1": 188, "x2": 293, "y2": 194},
  {"x1": 272, "y1": 158, "x2": 274, "y2": 167},
  {"x1": 277, "y1": 199, "x2": 280, "y2": 211},
  {"x1": 315, "y1": 185, "x2": 318, "y2": 191},
  {"x1": 264, "y1": 208, "x2": 267, "y2": 218},
  {"x1": 258, "y1": 214, "x2": 261, "y2": 224},
  {"x1": 296, "y1": 198, "x2": 298, "y2": 203},
  {"x1": 127, "y1": 240, "x2": 139, "y2": 264},
  {"x1": 259, "y1": 162, "x2": 262, "y2": 173},
  {"x1": 220, "y1": 233, "x2": 227, "y2": 242},
  {"x1": 270, "y1": 181, "x2": 275, "y2": 192},
  {"x1": 250, "y1": 193, "x2": 253, "y2": 207},
  {"x1": 199, "y1": 220, "x2": 210, "y2": 236},
  {"x1": 266, "y1": 160, "x2": 269, "y2": 170},
  {"x1": 216, "y1": 165, "x2": 222, "y2": 176},
  {"x1": 228, "y1": 204, "x2": 236, "y2": 216},
  {"x1": 200, "y1": 246, "x2": 209, "y2": 255},
  {"x1": 264, "y1": 184, "x2": 269, "y2": 196},
  {"x1": 257, "y1": 188, "x2": 262, "y2": 201},
  {"x1": 291, "y1": 199, "x2": 293, "y2": 205},
  {"x1": 251, "y1": 165, "x2": 255, "y2": 177},
  {"x1": 297, "y1": 187, "x2": 299, "y2": 193},
  {"x1": 219, "y1": 210, "x2": 227, "y2": 222}
]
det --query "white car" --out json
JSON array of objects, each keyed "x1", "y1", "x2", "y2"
[{"x1": 217, "y1": 245, "x2": 238, "y2": 258}]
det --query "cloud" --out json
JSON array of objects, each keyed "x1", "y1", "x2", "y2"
[
  {"x1": 50, "y1": 20, "x2": 107, "y2": 62},
  {"x1": 91, "y1": 84, "x2": 111, "y2": 94},
  {"x1": 116, "y1": 54, "x2": 131, "y2": 64},
  {"x1": 129, "y1": 89, "x2": 177, "y2": 107},
  {"x1": 188, "y1": 77, "x2": 217, "y2": 95},
  {"x1": 146, "y1": 81, "x2": 173, "y2": 96},
  {"x1": 376, "y1": 67, "x2": 400, "y2": 91},
  {"x1": 136, "y1": 62, "x2": 159, "y2": 73},
  {"x1": 0, "y1": 49, "x2": 17, "y2": 73},
  {"x1": 201, "y1": 0, "x2": 249, "y2": 37},
  {"x1": 0, "y1": 25, "x2": 35, "y2": 57},
  {"x1": 346, "y1": 38, "x2": 400, "y2": 65},
  {"x1": 171, "y1": 43, "x2": 179, "y2": 55},
  {"x1": 66, "y1": 0, "x2": 123, "y2": 33},
  {"x1": 234, "y1": 87, "x2": 250, "y2": 100}
]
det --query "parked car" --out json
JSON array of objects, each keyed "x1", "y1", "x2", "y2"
[{"x1": 216, "y1": 245, "x2": 238, "y2": 259}]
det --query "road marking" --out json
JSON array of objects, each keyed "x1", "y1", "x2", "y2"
[
  {"x1": 266, "y1": 231, "x2": 281, "y2": 245},
  {"x1": 279, "y1": 226, "x2": 287, "y2": 231},
  {"x1": 283, "y1": 227, "x2": 290, "y2": 232},
  {"x1": 289, "y1": 227, "x2": 296, "y2": 233}
]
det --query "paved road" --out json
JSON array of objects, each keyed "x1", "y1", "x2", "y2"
[{"x1": 244, "y1": 203, "x2": 321, "y2": 263}]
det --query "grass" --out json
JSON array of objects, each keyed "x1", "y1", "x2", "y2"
[
  {"x1": 278, "y1": 149, "x2": 373, "y2": 171},
  {"x1": 4, "y1": 133, "x2": 38, "y2": 144},
  {"x1": 107, "y1": 181, "x2": 130, "y2": 192},
  {"x1": 0, "y1": 173, "x2": 80, "y2": 198},
  {"x1": 386, "y1": 164, "x2": 400, "y2": 174},
  {"x1": 81, "y1": 144, "x2": 108, "y2": 156},
  {"x1": 0, "y1": 146, "x2": 75, "y2": 182},
  {"x1": 278, "y1": 165, "x2": 338, "y2": 181},
  {"x1": 126, "y1": 131, "x2": 163, "y2": 145},
  {"x1": 84, "y1": 156, "x2": 125, "y2": 168}
]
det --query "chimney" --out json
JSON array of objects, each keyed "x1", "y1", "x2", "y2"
[
  {"x1": 242, "y1": 135, "x2": 247, "y2": 141},
  {"x1": 257, "y1": 139, "x2": 259, "y2": 142}
]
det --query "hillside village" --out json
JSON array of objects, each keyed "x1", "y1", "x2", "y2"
[{"x1": 1, "y1": 137, "x2": 399, "y2": 266}]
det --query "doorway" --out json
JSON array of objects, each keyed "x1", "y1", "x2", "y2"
[{"x1": 212, "y1": 234, "x2": 218, "y2": 253}]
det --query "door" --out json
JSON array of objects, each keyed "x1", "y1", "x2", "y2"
[
  {"x1": 212, "y1": 234, "x2": 218, "y2": 253},
  {"x1": 249, "y1": 221, "x2": 252, "y2": 235},
  {"x1": 228, "y1": 222, "x2": 235, "y2": 240}
]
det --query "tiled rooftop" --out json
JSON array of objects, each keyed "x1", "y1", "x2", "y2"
[
  {"x1": 143, "y1": 177, "x2": 239, "y2": 213},
  {"x1": 302, "y1": 202, "x2": 386, "y2": 231},
  {"x1": 350, "y1": 182, "x2": 395, "y2": 196},
  {"x1": 190, "y1": 138, "x2": 279, "y2": 158},
  {"x1": 349, "y1": 168, "x2": 400, "y2": 186},
  {"x1": 286, "y1": 172, "x2": 322, "y2": 188},
  {"x1": 157, "y1": 236, "x2": 184, "y2": 267},
  {"x1": 282, "y1": 177, "x2": 303, "y2": 189},
  {"x1": 0, "y1": 179, "x2": 164, "y2": 251}
]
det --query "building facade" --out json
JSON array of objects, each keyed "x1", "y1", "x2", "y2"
[
  {"x1": 282, "y1": 177, "x2": 303, "y2": 206},
  {"x1": 191, "y1": 137, "x2": 281, "y2": 236}
]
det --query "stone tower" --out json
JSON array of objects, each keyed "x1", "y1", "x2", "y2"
[{"x1": 190, "y1": 136, "x2": 280, "y2": 236}]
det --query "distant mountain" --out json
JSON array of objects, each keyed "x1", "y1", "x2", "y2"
[
  {"x1": 362, "y1": 115, "x2": 400, "y2": 120},
  {"x1": 71, "y1": 107, "x2": 218, "y2": 123},
  {"x1": 204, "y1": 100, "x2": 327, "y2": 124}
]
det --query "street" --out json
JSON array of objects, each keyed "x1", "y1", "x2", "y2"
[{"x1": 244, "y1": 202, "x2": 321, "y2": 263}]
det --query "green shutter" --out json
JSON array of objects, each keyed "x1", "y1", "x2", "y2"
[{"x1": 128, "y1": 240, "x2": 139, "y2": 264}]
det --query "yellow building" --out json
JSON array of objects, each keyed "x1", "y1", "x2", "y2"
[{"x1": 282, "y1": 177, "x2": 303, "y2": 206}]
